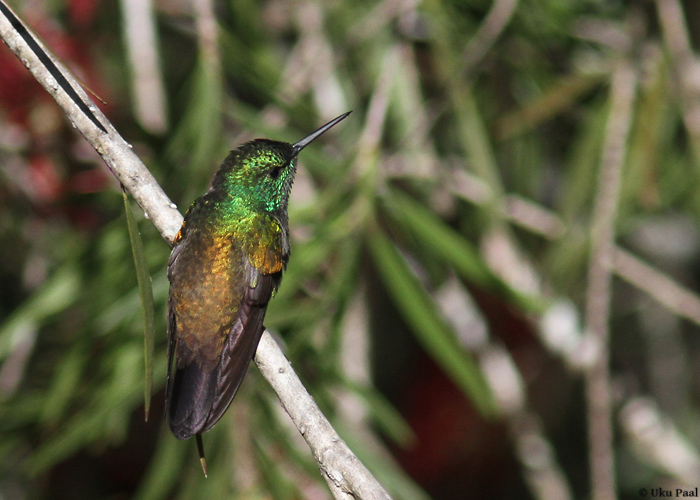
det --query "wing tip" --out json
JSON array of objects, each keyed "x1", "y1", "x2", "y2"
[{"x1": 166, "y1": 361, "x2": 217, "y2": 439}]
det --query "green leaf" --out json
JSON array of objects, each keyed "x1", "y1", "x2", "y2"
[
  {"x1": 0, "y1": 265, "x2": 79, "y2": 361},
  {"x1": 40, "y1": 343, "x2": 86, "y2": 426},
  {"x1": 133, "y1": 428, "x2": 189, "y2": 500},
  {"x1": 387, "y1": 190, "x2": 543, "y2": 312},
  {"x1": 122, "y1": 188, "x2": 156, "y2": 421},
  {"x1": 367, "y1": 229, "x2": 496, "y2": 417},
  {"x1": 254, "y1": 437, "x2": 299, "y2": 500},
  {"x1": 166, "y1": 55, "x2": 225, "y2": 201},
  {"x1": 350, "y1": 383, "x2": 415, "y2": 447}
]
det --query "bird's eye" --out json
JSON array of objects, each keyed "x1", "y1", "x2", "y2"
[{"x1": 267, "y1": 166, "x2": 283, "y2": 179}]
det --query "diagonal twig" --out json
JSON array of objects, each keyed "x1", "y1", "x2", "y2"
[{"x1": 463, "y1": 0, "x2": 518, "y2": 75}]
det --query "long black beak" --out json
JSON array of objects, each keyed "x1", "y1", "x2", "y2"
[{"x1": 292, "y1": 111, "x2": 351, "y2": 157}]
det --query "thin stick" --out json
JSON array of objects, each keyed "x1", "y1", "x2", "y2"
[
  {"x1": 255, "y1": 332, "x2": 391, "y2": 500},
  {"x1": 613, "y1": 248, "x2": 700, "y2": 327},
  {"x1": 584, "y1": 60, "x2": 636, "y2": 500},
  {"x1": 119, "y1": 0, "x2": 168, "y2": 133},
  {"x1": 656, "y1": 0, "x2": 700, "y2": 166},
  {"x1": 463, "y1": 0, "x2": 519, "y2": 75},
  {"x1": 193, "y1": 0, "x2": 221, "y2": 74}
]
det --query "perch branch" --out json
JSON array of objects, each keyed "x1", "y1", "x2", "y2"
[
  {"x1": 255, "y1": 333, "x2": 391, "y2": 500},
  {"x1": 0, "y1": 4, "x2": 391, "y2": 499}
]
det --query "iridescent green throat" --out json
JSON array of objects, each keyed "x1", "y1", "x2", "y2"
[{"x1": 210, "y1": 139, "x2": 298, "y2": 217}]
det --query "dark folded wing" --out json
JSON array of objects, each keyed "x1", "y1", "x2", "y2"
[
  {"x1": 166, "y1": 228, "x2": 282, "y2": 439},
  {"x1": 166, "y1": 295, "x2": 219, "y2": 439},
  {"x1": 202, "y1": 263, "x2": 280, "y2": 433}
]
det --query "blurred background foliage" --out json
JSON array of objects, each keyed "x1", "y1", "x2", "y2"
[{"x1": 2, "y1": 0, "x2": 700, "y2": 499}]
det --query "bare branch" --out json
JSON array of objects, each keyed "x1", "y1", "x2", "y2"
[
  {"x1": 620, "y1": 397, "x2": 700, "y2": 485},
  {"x1": 584, "y1": 60, "x2": 637, "y2": 500},
  {"x1": 193, "y1": 0, "x2": 221, "y2": 78},
  {"x1": 463, "y1": 0, "x2": 519, "y2": 75},
  {"x1": 656, "y1": 0, "x2": 700, "y2": 166},
  {"x1": 613, "y1": 249, "x2": 700, "y2": 327},
  {"x1": 120, "y1": 0, "x2": 168, "y2": 133},
  {"x1": 0, "y1": 4, "x2": 391, "y2": 499},
  {"x1": 255, "y1": 332, "x2": 392, "y2": 500}
]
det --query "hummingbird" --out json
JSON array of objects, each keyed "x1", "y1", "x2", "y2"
[{"x1": 165, "y1": 112, "x2": 350, "y2": 473}]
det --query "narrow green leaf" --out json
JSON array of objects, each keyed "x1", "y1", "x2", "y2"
[
  {"x1": 122, "y1": 188, "x2": 155, "y2": 421},
  {"x1": 166, "y1": 55, "x2": 225, "y2": 200},
  {"x1": 387, "y1": 190, "x2": 542, "y2": 312},
  {"x1": 40, "y1": 343, "x2": 86, "y2": 425},
  {"x1": 350, "y1": 383, "x2": 415, "y2": 447},
  {"x1": 133, "y1": 428, "x2": 189, "y2": 500},
  {"x1": 28, "y1": 356, "x2": 149, "y2": 473},
  {"x1": 254, "y1": 438, "x2": 299, "y2": 500},
  {"x1": 0, "y1": 265, "x2": 79, "y2": 361},
  {"x1": 367, "y1": 229, "x2": 495, "y2": 416},
  {"x1": 496, "y1": 73, "x2": 603, "y2": 140}
]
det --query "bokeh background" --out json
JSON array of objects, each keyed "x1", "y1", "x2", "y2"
[{"x1": 2, "y1": 0, "x2": 700, "y2": 498}]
